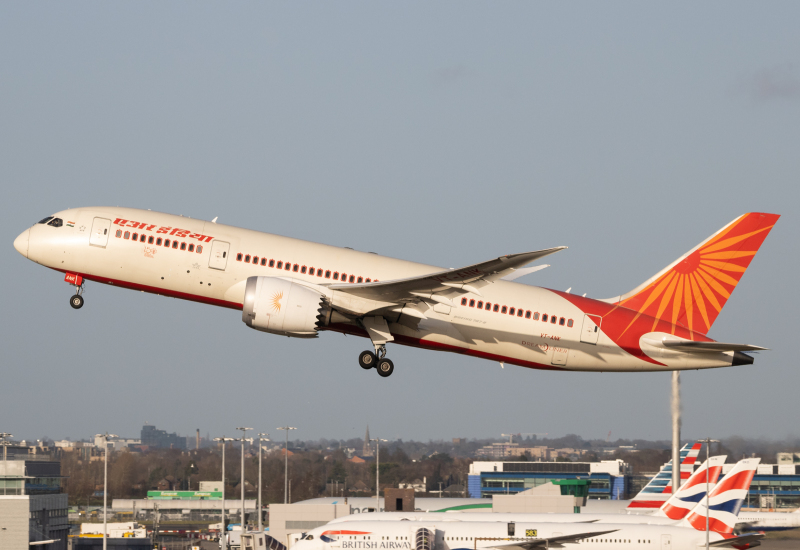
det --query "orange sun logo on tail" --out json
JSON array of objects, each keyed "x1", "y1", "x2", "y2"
[
  {"x1": 270, "y1": 291, "x2": 284, "y2": 313},
  {"x1": 617, "y1": 212, "x2": 779, "y2": 336}
]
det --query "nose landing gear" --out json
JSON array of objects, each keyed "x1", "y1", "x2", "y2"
[
  {"x1": 70, "y1": 294, "x2": 84, "y2": 309},
  {"x1": 65, "y1": 273, "x2": 85, "y2": 309}
]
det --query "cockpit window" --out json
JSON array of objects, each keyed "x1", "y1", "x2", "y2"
[
  {"x1": 38, "y1": 216, "x2": 54, "y2": 224},
  {"x1": 47, "y1": 218, "x2": 63, "y2": 227}
]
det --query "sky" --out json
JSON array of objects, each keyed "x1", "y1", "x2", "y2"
[{"x1": 1, "y1": 2, "x2": 798, "y2": 445}]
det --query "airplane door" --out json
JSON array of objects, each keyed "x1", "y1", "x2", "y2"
[
  {"x1": 580, "y1": 314, "x2": 602, "y2": 344},
  {"x1": 208, "y1": 240, "x2": 230, "y2": 270},
  {"x1": 89, "y1": 218, "x2": 111, "y2": 248},
  {"x1": 660, "y1": 534, "x2": 672, "y2": 549}
]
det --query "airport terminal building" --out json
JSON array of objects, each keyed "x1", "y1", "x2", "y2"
[{"x1": 467, "y1": 460, "x2": 629, "y2": 500}]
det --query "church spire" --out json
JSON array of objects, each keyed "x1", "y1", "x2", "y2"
[{"x1": 363, "y1": 425, "x2": 374, "y2": 457}]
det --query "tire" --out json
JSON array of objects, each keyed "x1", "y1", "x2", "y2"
[
  {"x1": 359, "y1": 350, "x2": 377, "y2": 369},
  {"x1": 376, "y1": 358, "x2": 394, "y2": 378},
  {"x1": 70, "y1": 295, "x2": 84, "y2": 309}
]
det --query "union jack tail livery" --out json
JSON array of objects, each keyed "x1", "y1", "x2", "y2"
[
  {"x1": 604, "y1": 212, "x2": 780, "y2": 337},
  {"x1": 682, "y1": 458, "x2": 761, "y2": 534},
  {"x1": 627, "y1": 442, "x2": 702, "y2": 510},
  {"x1": 652, "y1": 455, "x2": 727, "y2": 520}
]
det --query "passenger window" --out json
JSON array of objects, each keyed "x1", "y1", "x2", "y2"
[
  {"x1": 261, "y1": 258, "x2": 267, "y2": 266},
  {"x1": 485, "y1": 302, "x2": 491, "y2": 310},
  {"x1": 47, "y1": 218, "x2": 63, "y2": 227},
  {"x1": 518, "y1": 309, "x2": 524, "y2": 317},
  {"x1": 493, "y1": 304, "x2": 499, "y2": 312},
  {"x1": 533, "y1": 312, "x2": 539, "y2": 320},
  {"x1": 469, "y1": 299, "x2": 476, "y2": 307},
  {"x1": 181, "y1": 242, "x2": 187, "y2": 251},
  {"x1": 132, "y1": 233, "x2": 138, "y2": 240},
  {"x1": 542, "y1": 314, "x2": 548, "y2": 322},
  {"x1": 525, "y1": 311, "x2": 531, "y2": 319},
  {"x1": 461, "y1": 298, "x2": 468, "y2": 305},
  {"x1": 165, "y1": 239, "x2": 171, "y2": 247},
  {"x1": 551, "y1": 316, "x2": 557, "y2": 324},
  {"x1": 115, "y1": 230, "x2": 122, "y2": 238},
  {"x1": 285, "y1": 262, "x2": 291, "y2": 271},
  {"x1": 509, "y1": 307, "x2": 515, "y2": 315},
  {"x1": 333, "y1": 272, "x2": 339, "y2": 280},
  {"x1": 477, "y1": 301, "x2": 483, "y2": 308},
  {"x1": 268, "y1": 259, "x2": 274, "y2": 267},
  {"x1": 148, "y1": 236, "x2": 154, "y2": 244},
  {"x1": 350, "y1": 275, "x2": 356, "y2": 283},
  {"x1": 341, "y1": 273, "x2": 348, "y2": 281},
  {"x1": 172, "y1": 241, "x2": 179, "y2": 249},
  {"x1": 253, "y1": 256, "x2": 259, "y2": 264},
  {"x1": 156, "y1": 238, "x2": 163, "y2": 246},
  {"x1": 365, "y1": 278, "x2": 371, "y2": 282},
  {"x1": 277, "y1": 261, "x2": 282, "y2": 269},
  {"x1": 559, "y1": 317, "x2": 565, "y2": 326},
  {"x1": 237, "y1": 253, "x2": 243, "y2": 261},
  {"x1": 124, "y1": 231, "x2": 130, "y2": 239},
  {"x1": 357, "y1": 277, "x2": 363, "y2": 283},
  {"x1": 501, "y1": 306, "x2": 507, "y2": 314},
  {"x1": 293, "y1": 264, "x2": 299, "y2": 272},
  {"x1": 325, "y1": 270, "x2": 331, "y2": 278},
  {"x1": 198, "y1": 245, "x2": 203, "y2": 253},
  {"x1": 140, "y1": 234, "x2": 147, "y2": 242},
  {"x1": 301, "y1": 266, "x2": 307, "y2": 274},
  {"x1": 245, "y1": 255, "x2": 251, "y2": 262}
]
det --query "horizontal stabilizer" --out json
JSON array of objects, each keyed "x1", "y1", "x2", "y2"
[
  {"x1": 660, "y1": 340, "x2": 767, "y2": 353},
  {"x1": 706, "y1": 532, "x2": 765, "y2": 547},
  {"x1": 489, "y1": 530, "x2": 618, "y2": 549}
]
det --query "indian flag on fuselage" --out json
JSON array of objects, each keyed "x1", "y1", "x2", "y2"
[{"x1": 627, "y1": 442, "x2": 702, "y2": 510}]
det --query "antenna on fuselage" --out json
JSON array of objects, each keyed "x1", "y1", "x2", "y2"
[{"x1": 211, "y1": 217, "x2": 218, "y2": 223}]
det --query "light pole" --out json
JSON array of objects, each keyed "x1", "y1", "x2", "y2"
[
  {"x1": 214, "y1": 436, "x2": 235, "y2": 550},
  {"x1": 370, "y1": 438, "x2": 387, "y2": 509},
  {"x1": 0, "y1": 433, "x2": 12, "y2": 463},
  {"x1": 277, "y1": 427, "x2": 296, "y2": 503},
  {"x1": 704, "y1": 438, "x2": 720, "y2": 550},
  {"x1": 236, "y1": 428, "x2": 253, "y2": 530},
  {"x1": 257, "y1": 434, "x2": 270, "y2": 532},
  {"x1": 95, "y1": 433, "x2": 117, "y2": 550}
]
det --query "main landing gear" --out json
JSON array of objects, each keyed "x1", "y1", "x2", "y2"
[{"x1": 358, "y1": 344, "x2": 394, "y2": 378}]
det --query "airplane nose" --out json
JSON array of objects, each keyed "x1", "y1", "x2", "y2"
[{"x1": 14, "y1": 229, "x2": 29, "y2": 258}]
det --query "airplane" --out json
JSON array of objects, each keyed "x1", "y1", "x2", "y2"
[
  {"x1": 13, "y1": 208, "x2": 778, "y2": 377},
  {"x1": 288, "y1": 460, "x2": 764, "y2": 550},
  {"x1": 326, "y1": 454, "x2": 728, "y2": 526}
]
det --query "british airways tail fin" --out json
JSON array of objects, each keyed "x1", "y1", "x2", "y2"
[
  {"x1": 603, "y1": 213, "x2": 779, "y2": 336},
  {"x1": 652, "y1": 455, "x2": 727, "y2": 519}
]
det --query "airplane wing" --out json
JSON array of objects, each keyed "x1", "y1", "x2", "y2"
[
  {"x1": 706, "y1": 532, "x2": 765, "y2": 547},
  {"x1": 486, "y1": 530, "x2": 619, "y2": 549},
  {"x1": 328, "y1": 247, "x2": 566, "y2": 304}
]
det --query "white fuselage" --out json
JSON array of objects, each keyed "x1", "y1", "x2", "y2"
[
  {"x1": 291, "y1": 519, "x2": 730, "y2": 550},
  {"x1": 14, "y1": 207, "x2": 741, "y2": 372}
]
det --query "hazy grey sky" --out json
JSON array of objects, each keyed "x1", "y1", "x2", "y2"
[{"x1": 2, "y1": 2, "x2": 798, "y2": 444}]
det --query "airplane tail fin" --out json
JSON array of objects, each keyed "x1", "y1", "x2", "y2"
[
  {"x1": 652, "y1": 455, "x2": 727, "y2": 519},
  {"x1": 681, "y1": 458, "x2": 761, "y2": 534},
  {"x1": 627, "y1": 442, "x2": 702, "y2": 510},
  {"x1": 603, "y1": 213, "x2": 779, "y2": 336}
]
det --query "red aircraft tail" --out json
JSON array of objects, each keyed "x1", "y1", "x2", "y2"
[{"x1": 605, "y1": 212, "x2": 779, "y2": 336}]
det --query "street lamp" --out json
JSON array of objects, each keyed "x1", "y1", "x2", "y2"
[
  {"x1": 370, "y1": 438, "x2": 388, "y2": 509},
  {"x1": 0, "y1": 433, "x2": 12, "y2": 463},
  {"x1": 95, "y1": 433, "x2": 117, "y2": 550},
  {"x1": 704, "y1": 438, "x2": 720, "y2": 550},
  {"x1": 257, "y1": 434, "x2": 270, "y2": 532},
  {"x1": 236, "y1": 428, "x2": 253, "y2": 530},
  {"x1": 214, "y1": 436, "x2": 236, "y2": 550},
  {"x1": 277, "y1": 427, "x2": 296, "y2": 503}
]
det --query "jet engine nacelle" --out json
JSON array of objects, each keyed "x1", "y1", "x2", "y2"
[{"x1": 242, "y1": 277, "x2": 329, "y2": 338}]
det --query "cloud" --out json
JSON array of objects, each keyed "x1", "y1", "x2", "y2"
[{"x1": 743, "y1": 64, "x2": 800, "y2": 101}]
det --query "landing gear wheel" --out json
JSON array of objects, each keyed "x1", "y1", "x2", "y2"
[
  {"x1": 70, "y1": 295, "x2": 84, "y2": 309},
  {"x1": 376, "y1": 358, "x2": 394, "y2": 378},
  {"x1": 359, "y1": 350, "x2": 377, "y2": 369}
]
